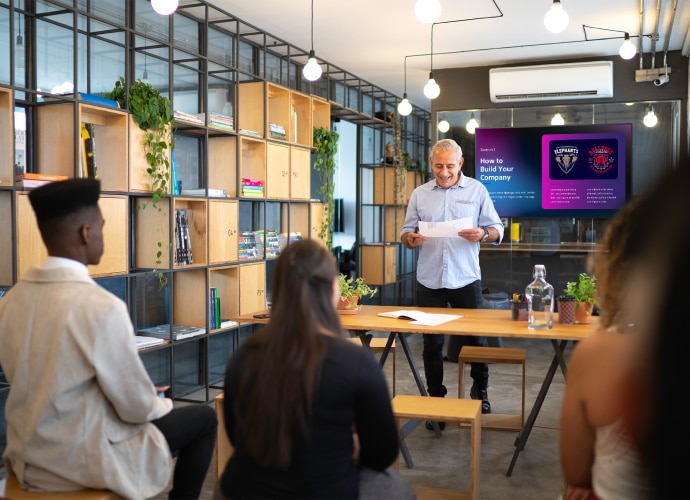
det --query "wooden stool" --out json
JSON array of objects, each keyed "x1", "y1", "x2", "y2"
[
  {"x1": 458, "y1": 346, "x2": 526, "y2": 431},
  {"x1": 214, "y1": 393, "x2": 234, "y2": 479},
  {"x1": 349, "y1": 336, "x2": 396, "y2": 395},
  {"x1": 392, "y1": 394, "x2": 481, "y2": 500},
  {"x1": 3, "y1": 476, "x2": 122, "y2": 499}
]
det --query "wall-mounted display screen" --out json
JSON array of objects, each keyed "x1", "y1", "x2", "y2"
[{"x1": 474, "y1": 124, "x2": 631, "y2": 217}]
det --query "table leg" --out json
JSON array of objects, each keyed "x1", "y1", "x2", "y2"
[
  {"x1": 506, "y1": 340, "x2": 569, "y2": 476},
  {"x1": 394, "y1": 332, "x2": 444, "y2": 468}
]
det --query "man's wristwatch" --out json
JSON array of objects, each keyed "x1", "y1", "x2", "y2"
[{"x1": 481, "y1": 227, "x2": 490, "y2": 242}]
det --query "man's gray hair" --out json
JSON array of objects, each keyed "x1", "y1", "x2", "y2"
[{"x1": 430, "y1": 139, "x2": 462, "y2": 159}]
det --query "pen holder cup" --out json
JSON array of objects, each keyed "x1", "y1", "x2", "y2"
[{"x1": 511, "y1": 301, "x2": 529, "y2": 321}]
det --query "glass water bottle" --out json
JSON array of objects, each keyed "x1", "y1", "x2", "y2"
[{"x1": 526, "y1": 264, "x2": 554, "y2": 329}]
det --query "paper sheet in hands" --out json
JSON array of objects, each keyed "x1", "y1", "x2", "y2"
[
  {"x1": 377, "y1": 309, "x2": 463, "y2": 326},
  {"x1": 418, "y1": 217, "x2": 473, "y2": 237}
]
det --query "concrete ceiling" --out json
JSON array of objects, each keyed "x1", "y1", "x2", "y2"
[{"x1": 201, "y1": 0, "x2": 690, "y2": 112}]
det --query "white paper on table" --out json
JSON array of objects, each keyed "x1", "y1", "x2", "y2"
[
  {"x1": 418, "y1": 217, "x2": 473, "y2": 237},
  {"x1": 378, "y1": 309, "x2": 462, "y2": 326}
]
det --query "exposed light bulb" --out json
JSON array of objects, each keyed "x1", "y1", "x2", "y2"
[
  {"x1": 303, "y1": 50, "x2": 322, "y2": 82},
  {"x1": 142, "y1": 69, "x2": 149, "y2": 84},
  {"x1": 151, "y1": 0, "x2": 179, "y2": 16},
  {"x1": 397, "y1": 94, "x2": 412, "y2": 116},
  {"x1": 423, "y1": 72, "x2": 440, "y2": 99},
  {"x1": 551, "y1": 112, "x2": 565, "y2": 126},
  {"x1": 544, "y1": 0, "x2": 569, "y2": 34},
  {"x1": 437, "y1": 119, "x2": 450, "y2": 133},
  {"x1": 465, "y1": 114, "x2": 479, "y2": 134},
  {"x1": 619, "y1": 34, "x2": 636, "y2": 60},
  {"x1": 414, "y1": 0, "x2": 441, "y2": 24},
  {"x1": 643, "y1": 108, "x2": 658, "y2": 127}
]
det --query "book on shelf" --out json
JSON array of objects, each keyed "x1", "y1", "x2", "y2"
[
  {"x1": 238, "y1": 231, "x2": 259, "y2": 260},
  {"x1": 265, "y1": 229, "x2": 280, "y2": 258},
  {"x1": 77, "y1": 92, "x2": 120, "y2": 109},
  {"x1": 269, "y1": 123, "x2": 287, "y2": 140},
  {"x1": 239, "y1": 129, "x2": 261, "y2": 137},
  {"x1": 173, "y1": 110, "x2": 205, "y2": 124},
  {"x1": 174, "y1": 209, "x2": 193, "y2": 265},
  {"x1": 134, "y1": 335, "x2": 165, "y2": 349},
  {"x1": 138, "y1": 324, "x2": 206, "y2": 341},
  {"x1": 16, "y1": 172, "x2": 69, "y2": 188},
  {"x1": 209, "y1": 287, "x2": 222, "y2": 330},
  {"x1": 180, "y1": 188, "x2": 228, "y2": 197},
  {"x1": 80, "y1": 123, "x2": 99, "y2": 179},
  {"x1": 220, "y1": 319, "x2": 238, "y2": 329},
  {"x1": 277, "y1": 231, "x2": 303, "y2": 251},
  {"x1": 209, "y1": 111, "x2": 234, "y2": 131},
  {"x1": 241, "y1": 178, "x2": 263, "y2": 187}
]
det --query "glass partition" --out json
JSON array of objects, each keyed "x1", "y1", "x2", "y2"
[{"x1": 436, "y1": 100, "x2": 681, "y2": 304}]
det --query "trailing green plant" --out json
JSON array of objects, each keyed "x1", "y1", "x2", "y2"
[
  {"x1": 563, "y1": 272, "x2": 597, "y2": 309},
  {"x1": 108, "y1": 76, "x2": 174, "y2": 287},
  {"x1": 338, "y1": 274, "x2": 378, "y2": 309},
  {"x1": 108, "y1": 76, "x2": 174, "y2": 207},
  {"x1": 312, "y1": 126, "x2": 339, "y2": 249}
]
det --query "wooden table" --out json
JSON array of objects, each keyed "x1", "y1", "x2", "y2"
[{"x1": 233, "y1": 305, "x2": 595, "y2": 476}]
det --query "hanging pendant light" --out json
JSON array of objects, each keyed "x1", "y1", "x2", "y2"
[
  {"x1": 544, "y1": 0, "x2": 569, "y2": 33},
  {"x1": 424, "y1": 73, "x2": 440, "y2": 99},
  {"x1": 414, "y1": 0, "x2": 441, "y2": 24},
  {"x1": 437, "y1": 119, "x2": 450, "y2": 133},
  {"x1": 423, "y1": 25, "x2": 440, "y2": 100},
  {"x1": 397, "y1": 57, "x2": 412, "y2": 116},
  {"x1": 551, "y1": 112, "x2": 565, "y2": 126},
  {"x1": 619, "y1": 33, "x2": 636, "y2": 60},
  {"x1": 465, "y1": 113, "x2": 479, "y2": 134},
  {"x1": 151, "y1": 0, "x2": 179, "y2": 16},
  {"x1": 643, "y1": 106, "x2": 658, "y2": 127},
  {"x1": 303, "y1": 0, "x2": 323, "y2": 82},
  {"x1": 15, "y1": 13, "x2": 24, "y2": 71}
]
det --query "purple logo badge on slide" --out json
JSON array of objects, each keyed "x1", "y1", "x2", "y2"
[{"x1": 553, "y1": 146, "x2": 579, "y2": 175}]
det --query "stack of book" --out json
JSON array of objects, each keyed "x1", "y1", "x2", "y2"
[
  {"x1": 269, "y1": 123, "x2": 287, "y2": 140},
  {"x1": 174, "y1": 209, "x2": 193, "y2": 265},
  {"x1": 265, "y1": 230, "x2": 280, "y2": 257},
  {"x1": 174, "y1": 110, "x2": 205, "y2": 125},
  {"x1": 209, "y1": 111, "x2": 234, "y2": 131},
  {"x1": 16, "y1": 173, "x2": 68, "y2": 189},
  {"x1": 134, "y1": 335, "x2": 165, "y2": 350},
  {"x1": 251, "y1": 230, "x2": 265, "y2": 259},
  {"x1": 239, "y1": 231, "x2": 258, "y2": 260},
  {"x1": 241, "y1": 178, "x2": 264, "y2": 198},
  {"x1": 138, "y1": 324, "x2": 206, "y2": 341}
]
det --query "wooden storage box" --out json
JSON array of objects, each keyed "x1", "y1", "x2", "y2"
[{"x1": 361, "y1": 243, "x2": 397, "y2": 285}]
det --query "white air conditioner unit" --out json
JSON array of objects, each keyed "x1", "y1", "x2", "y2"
[{"x1": 489, "y1": 61, "x2": 613, "y2": 103}]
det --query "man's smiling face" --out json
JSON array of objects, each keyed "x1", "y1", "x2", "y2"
[{"x1": 431, "y1": 149, "x2": 463, "y2": 188}]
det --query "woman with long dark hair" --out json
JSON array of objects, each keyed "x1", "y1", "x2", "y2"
[{"x1": 219, "y1": 239, "x2": 414, "y2": 499}]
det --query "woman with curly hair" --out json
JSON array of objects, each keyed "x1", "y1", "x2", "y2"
[{"x1": 559, "y1": 196, "x2": 652, "y2": 500}]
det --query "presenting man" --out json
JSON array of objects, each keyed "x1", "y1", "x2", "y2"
[{"x1": 401, "y1": 139, "x2": 503, "y2": 427}]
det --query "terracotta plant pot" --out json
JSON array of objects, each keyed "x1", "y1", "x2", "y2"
[
  {"x1": 574, "y1": 302, "x2": 594, "y2": 324},
  {"x1": 337, "y1": 296, "x2": 360, "y2": 314}
]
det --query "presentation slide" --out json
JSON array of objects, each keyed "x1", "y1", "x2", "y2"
[{"x1": 475, "y1": 124, "x2": 631, "y2": 217}]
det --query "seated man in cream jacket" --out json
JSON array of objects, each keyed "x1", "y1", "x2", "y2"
[{"x1": 0, "y1": 179, "x2": 216, "y2": 499}]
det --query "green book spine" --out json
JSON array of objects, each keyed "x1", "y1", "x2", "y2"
[{"x1": 214, "y1": 296, "x2": 221, "y2": 330}]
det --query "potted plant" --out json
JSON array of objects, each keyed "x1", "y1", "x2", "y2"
[
  {"x1": 108, "y1": 76, "x2": 174, "y2": 287},
  {"x1": 337, "y1": 274, "x2": 378, "y2": 314},
  {"x1": 563, "y1": 273, "x2": 597, "y2": 323}
]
